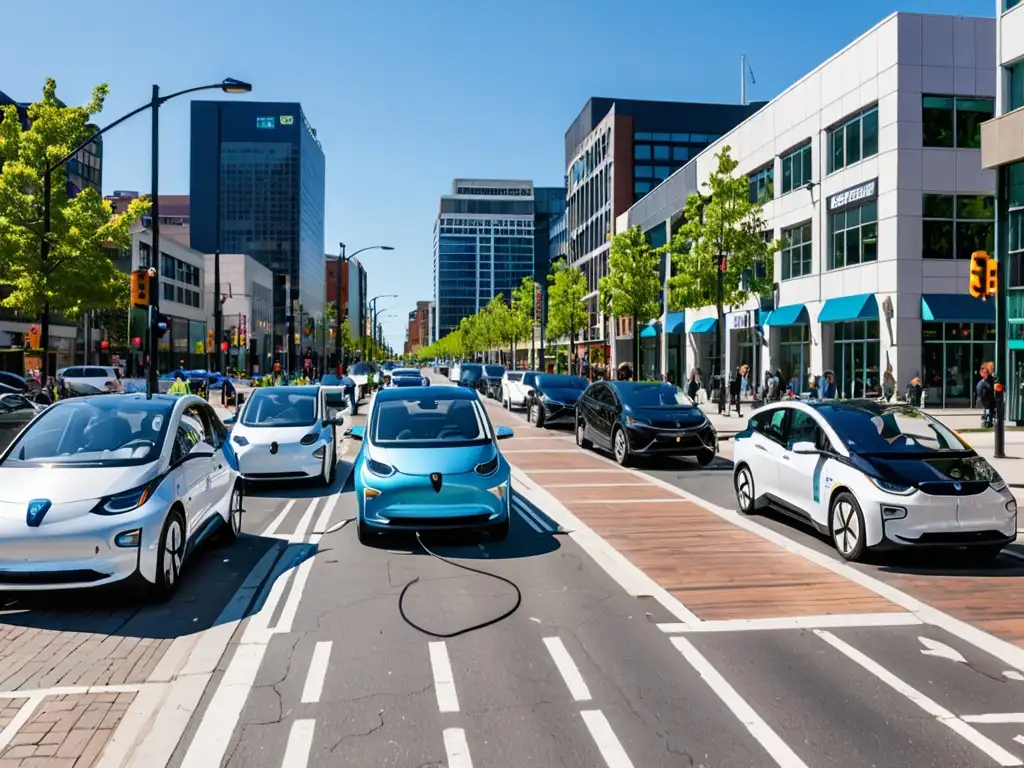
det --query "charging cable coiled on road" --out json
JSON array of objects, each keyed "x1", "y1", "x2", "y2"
[{"x1": 398, "y1": 532, "x2": 522, "y2": 638}]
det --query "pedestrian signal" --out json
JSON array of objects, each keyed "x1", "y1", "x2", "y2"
[
  {"x1": 131, "y1": 270, "x2": 150, "y2": 308},
  {"x1": 969, "y1": 252, "x2": 989, "y2": 299},
  {"x1": 26, "y1": 325, "x2": 40, "y2": 350}
]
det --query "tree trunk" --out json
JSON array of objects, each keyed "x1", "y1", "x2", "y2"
[
  {"x1": 632, "y1": 314, "x2": 640, "y2": 381},
  {"x1": 40, "y1": 305, "x2": 51, "y2": 382}
]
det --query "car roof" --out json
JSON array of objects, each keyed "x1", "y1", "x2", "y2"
[
  {"x1": 375, "y1": 385, "x2": 477, "y2": 402},
  {"x1": 250, "y1": 386, "x2": 320, "y2": 396}
]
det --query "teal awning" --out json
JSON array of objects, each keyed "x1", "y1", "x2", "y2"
[
  {"x1": 666, "y1": 311, "x2": 685, "y2": 334},
  {"x1": 640, "y1": 320, "x2": 660, "y2": 338},
  {"x1": 690, "y1": 317, "x2": 718, "y2": 334},
  {"x1": 765, "y1": 303, "x2": 809, "y2": 327},
  {"x1": 758, "y1": 310, "x2": 772, "y2": 327},
  {"x1": 921, "y1": 294, "x2": 995, "y2": 324},
  {"x1": 818, "y1": 293, "x2": 878, "y2": 323}
]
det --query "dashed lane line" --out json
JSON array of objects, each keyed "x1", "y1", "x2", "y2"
[
  {"x1": 543, "y1": 637, "x2": 592, "y2": 702},
  {"x1": 443, "y1": 727, "x2": 474, "y2": 768},
  {"x1": 580, "y1": 710, "x2": 635, "y2": 768},
  {"x1": 281, "y1": 719, "x2": 316, "y2": 768},
  {"x1": 428, "y1": 641, "x2": 460, "y2": 713},
  {"x1": 300, "y1": 642, "x2": 333, "y2": 704},
  {"x1": 512, "y1": 495, "x2": 555, "y2": 533},
  {"x1": 657, "y1": 612, "x2": 922, "y2": 634}
]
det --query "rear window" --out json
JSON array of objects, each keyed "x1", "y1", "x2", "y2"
[
  {"x1": 537, "y1": 375, "x2": 587, "y2": 390},
  {"x1": 506, "y1": 372, "x2": 523, "y2": 382},
  {"x1": 85, "y1": 367, "x2": 109, "y2": 378},
  {"x1": 484, "y1": 366, "x2": 505, "y2": 377}
]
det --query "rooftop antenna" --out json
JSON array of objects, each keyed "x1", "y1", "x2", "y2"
[{"x1": 740, "y1": 54, "x2": 756, "y2": 105}]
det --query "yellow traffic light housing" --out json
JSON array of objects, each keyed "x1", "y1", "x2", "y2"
[
  {"x1": 986, "y1": 257, "x2": 998, "y2": 296},
  {"x1": 969, "y1": 251, "x2": 989, "y2": 299},
  {"x1": 130, "y1": 270, "x2": 150, "y2": 308}
]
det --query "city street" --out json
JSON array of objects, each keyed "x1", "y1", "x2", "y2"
[{"x1": 2, "y1": 384, "x2": 1024, "y2": 767}]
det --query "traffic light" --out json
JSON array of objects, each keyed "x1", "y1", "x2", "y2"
[
  {"x1": 131, "y1": 270, "x2": 150, "y2": 308},
  {"x1": 207, "y1": 329, "x2": 215, "y2": 350},
  {"x1": 969, "y1": 251, "x2": 989, "y2": 299},
  {"x1": 987, "y1": 257, "x2": 999, "y2": 296}
]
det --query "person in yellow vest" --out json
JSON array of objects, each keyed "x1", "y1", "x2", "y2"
[
  {"x1": 271, "y1": 362, "x2": 284, "y2": 387},
  {"x1": 168, "y1": 378, "x2": 191, "y2": 395}
]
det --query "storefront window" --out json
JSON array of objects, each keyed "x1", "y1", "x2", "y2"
[
  {"x1": 832, "y1": 320, "x2": 880, "y2": 398},
  {"x1": 777, "y1": 325, "x2": 810, "y2": 394},
  {"x1": 921, "y1": 322, "x2": 995, "y2": 407},
  {"x1": 828, "y1": 202, "x2": 877, "y2": 270}
]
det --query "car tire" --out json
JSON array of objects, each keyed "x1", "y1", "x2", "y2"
[
  {"x1": 696, "y1": 449, "x2": 716, "y2": 466},
  {"x1": 490, "y1": 516, "x2": 510, "y2": 541},
  {"x1": 613, "y1": 427, "x2": 630, "y2": 466},
  {"x1": 532, "y1": 403, "x2": 545, "y2": 428},
  {"x1": 217, "y1": 482, "x2": 244, "y2": 545},
  {"x1": 830, "y1": 491, "x2": 867, "y2": 562},
  {"x1": 150, "y1": 508, "x2": 186, "y2": 601},
  {"x1": 734, "y1": 465, "x2": 756, "y2": 514},
  {"x1": 576, "y1": 418, "x2": 592, "y2": 449}
]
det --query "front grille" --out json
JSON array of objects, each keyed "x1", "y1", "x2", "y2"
[
  {"x1": 917, "y1": 481, "x2": 988, "y2": 497},
  {"x1": 387, "y1": 514, "x2": 492, "y2": 528},
  {"x1": 0, "y1": 569, "x2": 108, "y2": 585}
]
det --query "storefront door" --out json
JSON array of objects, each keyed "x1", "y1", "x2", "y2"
[{"x1": 832, "y1": 320, "x2": 880, "y2": 399}]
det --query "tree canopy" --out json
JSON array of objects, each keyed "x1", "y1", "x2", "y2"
[{"x1": 600, "y1": 225, "x2": 663, "y2": 373}]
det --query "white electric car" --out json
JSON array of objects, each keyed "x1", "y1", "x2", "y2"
[
  {"x1": 0, "y1": 394, "x2": 243, "y2": 597},
  {"x1": 501, "y1": 370, "x2": 537, "y2": 410},
  {"x1": 731, "y1": 400, "x2": 1016, "y2": 562},
  {"x1": 226, "y1": 386, "x2": 342, "y2": 485}
]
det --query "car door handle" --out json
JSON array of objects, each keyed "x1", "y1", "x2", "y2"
[
  {"x1": 755, "y1": 444, "x2": 768, "y2": 452},
  {"x1": 781, "y1": 455, "x2": 791, "y2": 461}
]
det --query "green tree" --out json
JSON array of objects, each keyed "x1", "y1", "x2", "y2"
[
  {"x1": 667, "y1": 146, "x2": 781, "y2": 397},
  {"x1": 546, "y1": 258, "x2": 587, "y2": 373},
  {"x1": 0, "y1": 79, "x2": 150, "y2": 378},
  {"x1": 600, "y1": 225, "x2": 663, "y2": 378},
  {"x1": 510, "y1": 276, "x2": 535, "y2": 368},
  {"x1": 484, "y1": 294, "x2": 515, "y2": 366}
]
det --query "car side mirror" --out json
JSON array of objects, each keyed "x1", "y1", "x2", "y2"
[
  {"x1": 187, "y1": 442, "x2": 216, "y2": 459},
  {"x1": 496, "y1": 425, "x2": 514, "y2": 440},
  {"x1": 345, "y1": 425, "x2": 364, "y2": 440},
  {"x1": 223, "y1": 416, "x2": 236, "y2": 426},
  {"x1": 790, "y1": 440, "x2": 819, "y2": 455}
]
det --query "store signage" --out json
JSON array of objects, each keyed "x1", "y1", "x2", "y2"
[
  {"x1": 280, "y1": 115, "x2": 294, "y2": 125},
  {"x1": 731, "y1": 313, "x2": 750, "y2": 329},
  {"x1": 256, "y1": 116, "x2": 275, "y2": 129},
  {"x1": 828, "y1": 178, "x2": 878, "y2": 213}
]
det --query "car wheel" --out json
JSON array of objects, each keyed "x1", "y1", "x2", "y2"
[
  {"x1": 734, "y1": 465, "x2": 756, "y2": 514},
  {"x1": 613, "y1": 427, "x2": 630, "y2": 466},
  {"x1": 696, "y1": 448, "x2": 716, "y2": 466},
  {"x1": 490, "y1": 516, "x2": 510, "y2": 541},
  {"x1": 532, "y1": 403, "x2": 545, "y2": 428},
  {"x1": 576, "y1": 418, "x2": 592, "y2": 449},
  {"x1": 830, "y1": 492, "x2": 867, "y2": 562},
  {"x1": 217, "y1": 482, "x2": 243, "y2": 545},
  {"x1": 150, "y1": 509, "x2": 186, "y2": 601}
]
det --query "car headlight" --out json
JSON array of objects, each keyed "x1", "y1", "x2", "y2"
[
  {"x1": 232, "y1": 434, "x2": 249, "y2": 446},
  {"x1": 869, "y1": 476, "x2": 914, "y2": 496},
  {"x1": 92, "y1": 480, "x2": 159, "y2": 515},
  {"x1": 300, "y1": 431, "x2": 320, "y2": 446},
  {"x1": 367, "y1": 458, "x2": 396, "y2": 477},
  {"x1": 625, "y1": 416, "x2": 650, "y2": 426},
  {"x1": 475, "y1": 455, "x2": 499, "y2": 476}
]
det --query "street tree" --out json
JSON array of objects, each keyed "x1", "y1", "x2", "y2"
[
  {"x1": 485, "y1": 294, "x2": 515, "y2": 366},
  {"x1": 0, "y1": 78, "x2": 150, "y2": 379},
  {"x1": 666, "y1": 146, "x2": 781, "y2": 401},
  {"x1": 546, "y1": 258, "x2": 587, "y2": 374},
  {"x1": 600, "y1": 225, "x2": 663, "y2": 379},
  {"x1": 510, "y1": 276, "x2": 535, "y2": 367}
]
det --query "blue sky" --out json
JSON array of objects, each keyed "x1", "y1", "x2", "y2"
[{"x1": 1, "y1": 0, "x2": 994, "y2": 348}]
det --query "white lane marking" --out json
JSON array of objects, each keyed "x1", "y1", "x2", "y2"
[
  {"x1": 275, "y1": 496, "x2": 337, "y2": 633},
  {"x1": 920, "y1": 636, "x2": 967, "y2": 663},
  {"x1": 1007, "y1": 671, "x2": 1024, "y2": 682},
  {"x1": 443, "y1": 727, "x2": 474, "y2": 768},
  {"x1": 263, "y1": 500, "x2": 296, "y2": 538},
  {"x1": 658, "y1": 612, "x2": 921, "y2": 633},
  {"x1": 515, "y1": 508, "x2": 544, "y2": 533},
  {"x1": 512, "y1": 497, "x2": 554, "y2": 532},
  {"x1": 964, "y1": 714, "x2": 1024, "y2": 724},
  {"x1": 1016, "y1": 735, "x2": 1024, "y2": 747},
  {"x1": 545, "y1": 482, "x2": 650, "y2": 488},
  {"x1": 580, "y1": 710, "x2": 635, "y2": 768},
  {"x1": 301, "y1": 641, "x2": 333, "y2": 703},
  {"x1": 816, "y1": 630, "x2": 1022, "y2": 766},
  {"x1": 543, "y1": 637, "x2": 592, "y2": 702},
  {"x1": 429, "y1": 641, "x2": 460, "y2": 713},
  {"x1": 0, "y1": 683, "x2": 145, "y2": 699},
  {"x1": 281, "y1": 719, "x2": 316, "y2": 768},
  {"x1": 0, "y1": 695, "x2": 44, "y2": 753},
  {"x1": 289, "y1": 498, "x2": 320, "y2": 543},
  {"x1": 671, "y1": 637, "x2": 810, "y2": 768},
  {"x1": 572, "y1": 498, "x2": 689, "y2": 504},
  {"x1": 510, "y1": 466, "x2": 702, "y2": 627}
]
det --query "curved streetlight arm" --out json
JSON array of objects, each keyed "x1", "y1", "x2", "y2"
[{"x1": 348, "y1": 245, "x2": 394, "y2": 260}]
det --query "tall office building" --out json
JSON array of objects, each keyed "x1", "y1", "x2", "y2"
[
  {"x1": 432, "y1": 180, "x2": 535, "y2": 340},
  {"x1": 190, "y1": 101, "x2": 326, "y2": 358},
  {"x1": 533, "y1": 187, "x2": 566, "y2": 283},
  {"x1": 981, "y1": 0, "x2": 1024, "y2": 419},
  {"x1": 563, "y1": 97, "x2": 766, "y2": 361}
]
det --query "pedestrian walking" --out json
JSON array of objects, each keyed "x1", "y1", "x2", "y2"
[
  {"x1": 729, "y1": 366, "x2": 744, "y2": 417},
  {"x1": 976, "y1": 363, "x2": 996, "y2": 427}
]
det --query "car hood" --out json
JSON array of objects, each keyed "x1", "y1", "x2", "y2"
[
  {"x1": 372, "y1": 443, "x2": 494, "y2": 476},
  {"x1": 859, "y1": 452, "x2": 996, "y2": 495},
  {"x1": 629, "y1": 405, "x2": 706, "y2": 428},
  {"x1": 541, "y1": 388, "x2": 583, "y2": 404},
  {"x1": 235, "y1": 424, "x2": 319, "y2": 444},
  {"x1": 0, "y1": 462, "x2": 162, "y2": 504}
]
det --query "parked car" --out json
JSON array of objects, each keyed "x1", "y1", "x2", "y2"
[
  {"x1": 57, "y1": 366, "x2": 123, "y2": 394},
  {"x1": 501, "y1": 371, "x2": 538, "y2": 410},
  {"x1": 575, "y1": 381, "x2": 717, "y2": 466},
  {"x1": 481, "y1": 365, "x2": 506, "y2": 399},
  {"x1": 457, "y1": 363, "x2": 484, "y2": 392},
  {"x1": 0, "y1": 372, "x2": 29, "y2": 393},
  {"x1": 525, "y1": 374, "x2": 588, "y2": 428},
  {"x1": 731, "y1": 400, "x2": 1016, "y2": 563},
  {"x1": 0, "y1": 393, "x2": 42, "y2": 453},
  {"x1": 349, "y1": 362, "x2": 376, "y2": 400},
  {"x1": 0, "y1": 394, "x2": 243, "y2": 597},
  {"x1": 348, "y1": 385, "x2": 514, "y2": 544}
]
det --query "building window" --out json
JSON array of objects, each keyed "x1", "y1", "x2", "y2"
[
  {"x1": 922, "y1": 194, "x2": 995, "y2": 260},
  {"x1": 827, "y1": 106, "x2": 879, "y2": 173},
  {"x1": 828, "y1": 202, "x2": 877, "y2": 270},
  {"x1": 922, "y1": 96, "x2": 994, "y2": 149},
  {"x1": 635, "y1": 166, "x2": 653, "y2": 178},
  {"x1": 1008, "y1": 208, "x2": 1024, "y2": 290},
  {"x1": 749, "y1": 166, "x2": 774, "y2": 203},
  {"x1": 832, "y1": 320, "x2": 880, "y2": 398},
  {"x1": 653, "y1": 145, "x2": 670, "y2": 161},
  {"x1": 1007, "y1": 0, "x2": 1021, "y2": 10},
  {"x1": 1010, "y1": 60, "x2": 1024, "y2": 112},
  {"x1": 634, "y1": 145, "x2": 651, "y2": 160},
  {"x1": 781, "y1": 222, "x2": 812, "y2": 280},
  {"x1": 673, "y1": 146, "x2": 689, "y2": 161},
  {"x1": 634, "y1": 180, "x2": 651, "y2": 196},
  {"x1": 781, "y1": 143, "x2": 812, "y2": 194},
  {"x1": 922, "y1": 322, "x2": 995, "y2": 408},
  {"x1": 777, "y1": 326, "x2": 810, "y2": 392}
]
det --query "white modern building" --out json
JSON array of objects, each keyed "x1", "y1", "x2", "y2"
[
  {"x1": 432, "y1": 179, "x2": 535, "y2": 341},
  {"x1": 980, "y1": 0, "x2": 1024, "y2": 419},
  {"x1": 204, "y1": 253, "x2": 274, "y2": 375},
  {"x1": 620, "y1": 12, "x2": 998, "y2": 407}
]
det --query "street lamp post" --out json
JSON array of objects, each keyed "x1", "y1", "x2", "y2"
[
  {"x1": 366, "y1": 294, "x2": 396, "y2": 362},
  {"x1": 38, "y1": 78, "x2": 251, "y2": 392},
  {"x1": 331, "y1": 244, "x2": 393, "y2": 369}
]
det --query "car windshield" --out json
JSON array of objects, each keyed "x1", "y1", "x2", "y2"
[
  {"x1": 351, "y1": 363, "x2": 374, "y2": 375},
  {"x1": 484, "y1": 366, "x2": 505, "y2": 377},
  {"x1": 320, "y1": 374, "x2": 341, "y2": 386},
  {"x1": 460, "y1": 365, "x2": 483, "y2": 382},
  {"x1": 0, "y1": 397, "x2": 174, "y2": 467},
  {"x1": 619, "y1": 383, "x2": 694, "y2": 407},
  {"x1": 372, "y1": 396, "x2": 490, "y2": 447},
  {"x1": 820, "y1": 404, "x2": 969, "y2": 455},
  {"x1": 241, "y1": 389, "x2": 319, "y2": 428},
  {"x1": 537, "y1": 374, "x2": 587, "y2": 390}
]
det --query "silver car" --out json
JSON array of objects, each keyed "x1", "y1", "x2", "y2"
[{"x1": 0, "y1": 394, "x2": 243, "y2": 598}]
